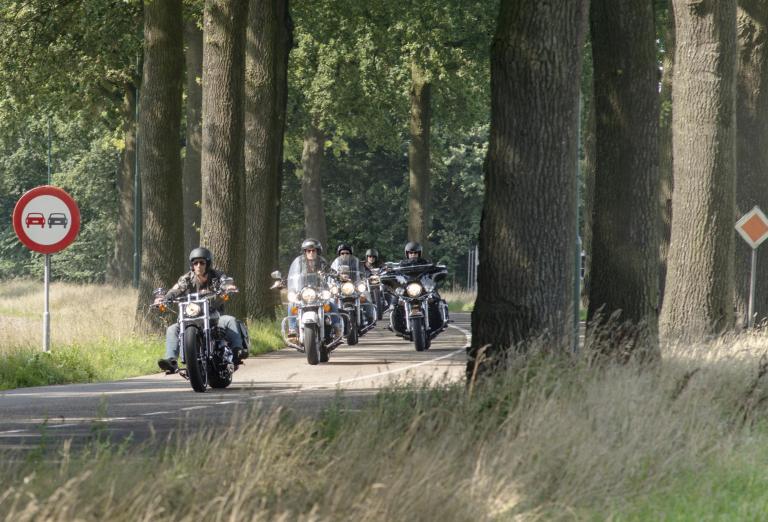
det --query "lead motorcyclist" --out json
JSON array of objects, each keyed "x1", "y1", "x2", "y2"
[{"x1": 154, "y1": 247, "x2": 243, "y2": 374}]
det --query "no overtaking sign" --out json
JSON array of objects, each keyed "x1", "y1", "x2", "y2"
[{"x1": 12, "y1": 185, "x2": 80, "y2": 254}]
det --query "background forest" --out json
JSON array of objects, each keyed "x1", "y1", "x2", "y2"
[{"x1": 0, "y1": 0, "x2": 488, "y2": 288}]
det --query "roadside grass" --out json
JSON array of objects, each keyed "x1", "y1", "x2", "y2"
[
  {"x1": 0, "y1": 280, "x2": 284, "y2": 390},
  {"x1": 443, "y1": 289, "x2": 475, "y2": 312},
  {"x1": 4, "y1": 329, "x2": 768, "y2": 519}
]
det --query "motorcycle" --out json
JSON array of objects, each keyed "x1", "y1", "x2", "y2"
[
  {"x1": 152, "y1": 280, "x2": 249, "y2": 392},
  {"x1": 329, "y1": 256, "x2": 376, "y2": 345},
  {"x1": 367, "y1": 267, "x2": 387, "y2": 320},
  {"x1": 380, "y1": 263, "x2": 450, "y2": 352},
  {"x1": 271, "y1": 265, "x2": 343, "y2": 365}
]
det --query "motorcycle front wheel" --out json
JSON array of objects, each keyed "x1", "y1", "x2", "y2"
[
  {"x1": 346, "y1": 314, "x2": 359, "y2": 345},
  {"x1": 410, "y1": 317, "x2": 428, "y2": 352},
  {"x1": 305, "y1": 325, "x2": 321, "y2": 365},
  {"x1": 184, "y1": 326, "x2": 209, "y2": 392}
]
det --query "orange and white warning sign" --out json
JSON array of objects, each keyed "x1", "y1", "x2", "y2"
[{"x1": 736, "y1": 206, "x2": 768, "y2": 249}]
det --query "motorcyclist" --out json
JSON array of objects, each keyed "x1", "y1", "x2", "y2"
[
  {"x1": 363, "y1": 248, "x2": 382, "y2": 274},
  {"x1": 154, "y1": 247, "x2": 244, "y2": 374},
  {"x1": 332, "y1": 244, "x2": 376, "y2": 327},
  {"x1": 286, "y1": 238, "x2": 334, "y2": 342},
  {"x1": 401, "y1": 241, "x2": 431, "y2": 266}
]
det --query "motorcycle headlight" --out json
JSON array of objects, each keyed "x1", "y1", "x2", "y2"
[
  {"x1": 185, "y1": 302, "x2": 201, "y2": 317},
  {"x1": 330, "y1": 285, "x2": 339, "y2": 295},
  {"x1": 301, "y1": 288, "x2": 317, "y2": 302},
  {"x1": 356, "y1": 282, "x2": 367, "y2": 293},
  {"x1": 320, "y1": 289, "x2": 332, "y2": 300},
  {"x1": 287, "y1": 291, "x2": 298, "y2": 303},
  {"x1": 406, "y1": 283, "x2": 423, "y2": 298},
  {"x1": 341, "y1": 282, "x2": 355, "y2": 296}
]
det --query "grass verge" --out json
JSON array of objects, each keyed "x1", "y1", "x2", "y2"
[
  {"x1": 4, "y1": 330, "x2": 768, "y2": 519},
  {"x1": 443, "y1": 289, "x2": 476, "y2": 312},
  {"x1": 0, "y1": 280, "x2": 285, "y2": 390}
]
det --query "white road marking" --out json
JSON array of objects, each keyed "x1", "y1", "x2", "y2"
[
  {"x1": 48, "y1": 423, "x2": 79, "y2": 429},
  {"x1": 0, "y1": 319, "x2": 473, "y2": 435}
]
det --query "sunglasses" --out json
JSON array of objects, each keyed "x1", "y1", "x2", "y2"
[
  {"x1": 340, "y1": 251, "x2": 351, "y2": 255},
  {"x1": 192, "y1": 260, "x2": 207, "y2": 266},
  {"x1": 305, "y1": 248, "x2": 317, "y2": 253},
  {"x1": 407, "y1": 251, "x2": 419, "y2": 255}
]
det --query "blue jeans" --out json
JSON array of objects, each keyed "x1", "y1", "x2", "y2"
[{"x1": 165, "y1": 315, "x2": 242, "y2": 360}]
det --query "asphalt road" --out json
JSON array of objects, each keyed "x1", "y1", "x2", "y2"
[{"x1": 0, "y1": 313, "x2": 470, "y2": 453}]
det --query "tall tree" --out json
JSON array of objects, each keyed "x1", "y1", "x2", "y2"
[
  {"x1": 107, "y1": 87, "x2": 138, "y2": 286},
  {"x1": 660, "y1": 0, "x2": 737, "y2": 340},
  {"x1": 200, "y1": 0, "x2": 248, "y2": 318},
  {"x1": 587, "y1": 0, "x2": 661, "y2": 359},
  {"x1": 300, "y1": 124, "x2": 329, "y2": 250},
  {"x1": 407, "y1": 62, "x2": 431, "y2": 246},
  {"x1": 467, "y1": 0, "x2": 589, "y2": 379},
  {"x1": 244, "y1": 0, "x2": 292, "y2": 319},
  {"x1": 735, "y1": 1, "x2": 768, "y2": 325},
  {"x1": 183, "y1": 15, "x2": 203, "y2": 255},
  {"x1": 658, "y1": 2, "x2": 675, "y2": 305},
  {"x1": 134, "y1": 0, "x2": 185, "y2": 331}
]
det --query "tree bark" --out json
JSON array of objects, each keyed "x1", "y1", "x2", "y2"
[
  {"x1": 659, "y1": 4, "x2": 675, "y2": 306},
  {"x1": 467, "y1": 0, "x2": 589, "y2": 380},
  {"x1": 587, "y1": 0, "x2": 661, "y2": 360},
  {"x1": 200, "y1": 0, "x2": 248, "y2": 318},
  {"x1": 660, "y1": 0, "x2": 737, "y2": 341},
  {"x1": 134, "y1": 0, "x2": 185, "y2": 332},
  {"x1": 244, "y1": 0, "x2": 292, "y2": 320},
  {"x1": 735, "y1": 2, "x2": 768, "y2": 326},
  {"x1": 107, "y1": 86, "x2": 137, "y2": 287},
  {"x1": 183, "y1": 16, "x2": 203, "y2": 255},
  {"x1": 301, "y1": 124, "x2": 328, "y2": 251},
  {"x1": 407, "y1": 62, "x2": 431, "y2": 250},
  {"x1": 580, "y1": 44, "x2": 596, "y2": 311}
]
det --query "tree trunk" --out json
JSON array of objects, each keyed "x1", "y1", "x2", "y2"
[
  {"x1": 183, "y1": 16, "x2": 203, "y2": 254},
  {"x1": 467, "y1": 0, "x2": 589, "y2": 380},
  {"x1": 244, "y1": 0, "x2": 292, "y2": 320},
  {"x1": 660, "y1": 0, "x2": 737, "y2": 341},
  {"x1": 735, "y1": 2, "x2": 768, "y2": 326},
  {"x1": 301, "y1": 124, "x2": 328, "y2": 251},
  {"x1": 580, "y1": 43, "x2": 596, "y2": 311},
  {"x1": 407, "y1": 62, "x2": 431, "y2": 250},
  {"x1": 200, "y1": 0, "x2": 248, "y2": 318},
  {"x1": 107, "y1": 86, "x2": 137, "y2": 287},
  {"x1": 134, "y1": 0, "x2": 185, "y2": 332},
  {"x1": 659, "y1": 4, "x2": 675, "y2": 306},
  {"x1": 587, "y1": 0, "x2": 661, "y2": 360}
]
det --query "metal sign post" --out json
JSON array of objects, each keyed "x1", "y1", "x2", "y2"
[
  {"x1": 12, "y1": 186, "x2": 81, "y2": 352},
  {"x1": 735, "y1": 206, "x2": 768, "y2": 328}
]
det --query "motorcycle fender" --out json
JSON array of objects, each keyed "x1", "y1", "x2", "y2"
[{"x1": 302, "y1": 311, "x2": 319, "y2": 325}]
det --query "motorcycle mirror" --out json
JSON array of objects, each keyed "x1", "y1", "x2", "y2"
[
  {"x1": 152, "y1": 287, "x2": 166, "y2": 297},
  {"x1": 221, "y1": 276, "x2": 234, "y2": 286},
  {"x1": 271, "y1": 270, "x2": 282, "y2": 279}
]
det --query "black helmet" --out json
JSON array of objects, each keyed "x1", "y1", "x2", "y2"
[
  {"x1": 301, "y1": 238, "x2": 321, "y2": 254},
  {"x1": 336, "y1": 243, "x2": 353, "y2": 256},
  {"x1": 404, "y1": 241, "x2": 422, "y2": 256},
  {"x1": 189, "y1": 247, "x2": 213, "y2": 270},
  {"x1": 365, "y1": 248, "x2": 379, "y2": 258}
]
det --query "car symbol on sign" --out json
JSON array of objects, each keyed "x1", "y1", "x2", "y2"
[
  {"x1": 48, "y1": 213, "x2": 68, "y2": 228},
  {"x1": 25, "y1": 212, "x2": 46, "y2": 228}
]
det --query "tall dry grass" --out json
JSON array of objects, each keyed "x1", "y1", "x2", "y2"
[
  {"x1": 0, "y1": 279, "x2": 139, "y2": 352},
  {"x1": 443, "y1": 289, "x2": 476, "y2": 312},
  {"x1": 4, "y1": 328, "x2": 768, "y2": 519}
]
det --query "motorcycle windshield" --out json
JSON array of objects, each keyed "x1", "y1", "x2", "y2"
[
  {"x1": 287, "y1": 257, "x2": 325, "y2": 292},
  {"x1": 331, "y1": 255, "x2": 364, "y2": 282}
]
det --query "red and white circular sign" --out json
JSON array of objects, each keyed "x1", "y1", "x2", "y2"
[{"x1": 12, "y1": 186, "x2": 80, "y2": 254}]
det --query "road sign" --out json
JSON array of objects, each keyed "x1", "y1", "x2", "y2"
[
  {"x1": 736, "y1": 206, "x2": 768, "y2": 249},
  {"x1": 12, "y1": 185, "x2": 80, "y2": 254}
]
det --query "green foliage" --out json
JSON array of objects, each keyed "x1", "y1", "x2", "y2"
[{"x1": 0, "y1": 339, "x2": 158, "y2": 390}]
